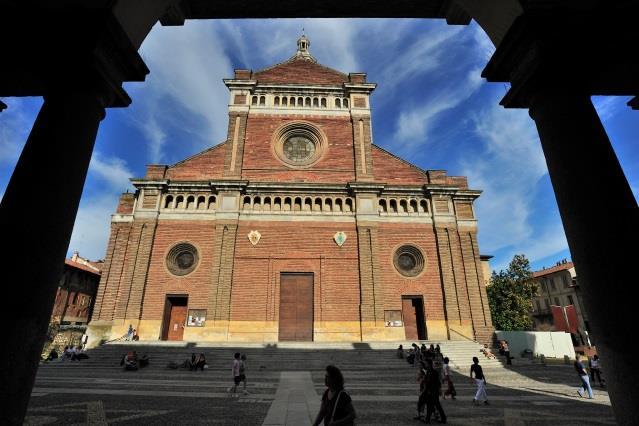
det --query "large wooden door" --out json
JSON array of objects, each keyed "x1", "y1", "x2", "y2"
[
  {"x1": 402, "y1": 298, "x2": 419, "y2": 340},
  {"x1": 279, "y1": 273, "x2": 314, "y2": 341},
  {"x1": 162, "y1": 296, "x2": 188, "y2": 341},
  {"x1": 402, "y1": 296, "x2": 427, "y2": 341}
]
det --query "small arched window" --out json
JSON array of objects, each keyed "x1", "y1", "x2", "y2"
[
  {"x1": 282, "y1": 97, "x2": 288, "y2": 107},
  {"x1": 290, "y1": 97, "x2": 296, "y2": 107},
  {"x1": 343, "y1": 98, "x2": 349, "y2": 108},
  {"x1": 321, "y1": 98, "x2": 327, "y2": 108},
  {"x1": 251, "y1": 96, "x2": 258, "y2": 105},
  {"x1": 313, "y1": 98, "x2": 319, "y2": 107},
  {"x1": 259, "y1": 96, "x2": 266, "y2": 106},
  {"x1": 305, "y1": 97, "x2": 311, "y2": 107},
  {"x1": 274, "y1": 96, "x2": 280, "y2": 106},
  {"x1": 208, "y1": 196, "x2": 217, "y2": 210},
  {"x1": 335, "y1": 98, "x2": 341, "y2": 108}
]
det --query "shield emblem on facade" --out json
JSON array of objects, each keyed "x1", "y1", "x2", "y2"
[
  {"x1": 248, "y1": 230, "x2": 261, "y2": 246},
  {"x1": 333, "y1": 231, "x2": 347, "y2": 247}
]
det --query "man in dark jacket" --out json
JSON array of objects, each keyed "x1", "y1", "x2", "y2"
[{"x1": 424, "y1": 358, "x2": 446, "y2": 424}]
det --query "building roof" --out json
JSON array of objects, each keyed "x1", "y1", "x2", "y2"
[
  {"x1": 65, "y1": 255, "x2": 101, "y2": 276},
  {"x1": 254, "y1": 35, "x2": 348, "y2": 86},
  {"x1": 533, "y1": 261, "x2": 574, "y2": 278}
]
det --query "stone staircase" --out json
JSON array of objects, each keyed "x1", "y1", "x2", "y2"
[{"x1": 39, "y1": 339, "x2": 515, "y2": 374}]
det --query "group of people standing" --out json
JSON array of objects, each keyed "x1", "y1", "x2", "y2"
[{"x1": 574, "y1": 354, "x2": 605, "y2": 399}]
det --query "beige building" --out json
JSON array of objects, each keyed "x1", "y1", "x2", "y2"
[{"x1": 531, "y1": 259, "x2": 592, "y2": 346}]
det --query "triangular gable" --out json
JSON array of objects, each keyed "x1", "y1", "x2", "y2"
[
  {"x1": 165, "y1": 142, "x2": 226, "y2": 181},
  {"x1": 255, "y1": 58, "x2": 348, "y2": 86},
  {"x1": 371, "y1": 144, "x2": 429, "y2": 185}
]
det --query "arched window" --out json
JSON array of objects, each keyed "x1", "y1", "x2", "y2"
[
  {"x1": 345, "y1": 199, "x2": 353, "y2": 212},
  {"x1": 176, "y1": 195, "x2": 185, "y2": 209},
  {"x1": 273, "y1": 197, "x2": 282, "y2": 211},
  {"x1": 208, "y1": 196, "x2": 217, "y2": 210},
  {"x1": 389, "y1": 199, "x2": 397, "y2": 213},
  {"x1": 253, "y1": 196, "x2": 261, "y2": 210},
  {"x1": 400, "y1": 199, "x2": 408, "y2": 213},
  {"x1": 335, "y1": 198, "x2": 343, "y2": 212},
  {"x1": 186, "y1": 195, "x2": 195, "y2": 209},
  {"x1": 321, "y1": 98, "x2": 327, "y2": 108},
  {"x1": 379, "y1": 199, "x2": 387, "y2": 213},
  {"x1": 282, "y1": 97, "x2": 288, "y2": 107},
  {"x1": 305, "y1": 97, "x2": 311, "y2": 107},
  {"x1": 409, "y1": 199, "x2": 418, "y2": 213},
  {"x1": 335, "y1": 98, "x2": 341, "y2": 108},
  {"x1": 313, "y1": 98, "x2": 319, "y2": 107},
  {"x1": 259, "y1": 96, "x2": 266, "y2": 105},
  {"x1": 251, "y1": 96, "x2": 258, "y2": 105},
  {"x1": 197, "y1": 196, "x2": 206, "y2": 210},
  {"x1": 263, "y1": 197, "x2": 271, "y2": 211},
  {"x1": 304, "y1": 197, "x2": 312, "y2": 211},
  {"x1": 274, "y1": 96, "x2": 280, "y2": 106},
  {"x1": 294, "y1": 197, "x2": 302, "y2": 212},
  {"x1": 324, "y1": 198, "x2": 333, "y2": 212},
  {"x1": 419, "y1": 200, "x2": 428, "y2": 213},
  {"x1": 243, "y1": 196, "x2": 251, "y2": 210},
  {"x1": 297, "y1": 97, "x2": 303, "y2": 106},
  {"x1": 290, "y1": 97, "x2": 296, "y2": 107},
  {"x1": 164, "y1": 195, "x2": 174, "y2": 209},
  {"x1": 343, "y1": 98, "x2": 349, "y2": 108},
  {"x1": 314, "y1": 197, "x2": 322, "y2": 212},
  {"x1": 284, "y1": 197, "x2": 292, "y2": 211}
]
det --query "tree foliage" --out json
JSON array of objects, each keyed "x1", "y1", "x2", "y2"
[{"x1": 487, "y1": 254, "x2": 538, "y2": 331}]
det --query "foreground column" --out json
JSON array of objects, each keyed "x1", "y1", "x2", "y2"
[
  {"x1": 529, "y1": 94, "x2": 639, "y2": 424},
  {"x1": 0, "y1": 92, "x2": 106, "y2": 424}
]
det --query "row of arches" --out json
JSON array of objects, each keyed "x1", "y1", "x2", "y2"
[
  {"x1": 251, "y1": 95, "x2": 350, "y2": 109},
  {"x1": 163, "y1": 194, "x2": 217, "y2": 210},
  {"x1": 242, "y1": 195, "x2": 354, "y2": 213},
  {"x1": 379, "y1": 198, "x2": 429, "y2": 214}
]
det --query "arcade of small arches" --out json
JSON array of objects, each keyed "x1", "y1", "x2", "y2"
[
  {"x1": 378, "y1": 198, "x2": 429, "y2": 215},
  {"x1": 242, "y1": 195, "x2": 354, "y2": 213},
  {"x1": 251, "y1": 94, "x2": 351, "y2": 109},
  {"x1": 162, "y1": 194, "x2": 217, "y2": 210}
]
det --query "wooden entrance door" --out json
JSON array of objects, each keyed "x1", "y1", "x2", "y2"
[
  {"x1": 162, "y1": 296, "x2": 188, "y2": 341},
  {"x1": 279, "y1": 273, "x2": 314, "y2": 341},
  {"x1": 402, "y1": 298, "x2": 419, "y2": 340},
  {"x1": 402, "y1": 296, "x2": 427, "y2": 340}
]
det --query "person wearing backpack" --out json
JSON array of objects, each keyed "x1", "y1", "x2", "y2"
[{"x1": 313, "y1": 365, "x2": 356, "y2": 426}]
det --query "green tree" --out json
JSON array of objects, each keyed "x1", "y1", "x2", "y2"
[{"x1": 487, "y1": 254, "x2": 538, "y2": 331}]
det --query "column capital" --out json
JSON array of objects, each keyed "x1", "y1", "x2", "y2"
[
  {"x1": 0, "y1": 9, "x2": 149, "y2": 108},
  {"x1": 481, "y1": 5, "x2": 639, "y2": 108}
]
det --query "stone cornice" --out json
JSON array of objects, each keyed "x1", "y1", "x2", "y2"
[
  {"x1": 245, "y1": 182, "x2": 349, "y2": 194},
  {"x1": 343, "y1": 82, "x2": 377, "y2": 94},
  {"x1": 210, "y1": 180, "x2": 249, "y2": 192},
  {"x1": 223, "y1": 79, "x2": 257, "y2": 90},
  {"x1": 347, "y1": 182, "x2": 385, "y2": 195}
]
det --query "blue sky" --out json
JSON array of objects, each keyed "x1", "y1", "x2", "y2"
[{"x1": 1, "y1": 19, "x2": 637, "y2": 274}]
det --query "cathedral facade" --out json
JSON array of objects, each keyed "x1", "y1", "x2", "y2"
[{"x1": 87, "y1": 37, "x2": 493, "y2": 346}]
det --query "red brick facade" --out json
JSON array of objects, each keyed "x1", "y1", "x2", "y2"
[{"x1": 88, "y1": 37, "x2": 493, "y2": 345}]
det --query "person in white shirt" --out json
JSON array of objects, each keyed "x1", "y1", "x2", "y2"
[{"x1": 589, "y1": 355, "x2": 604, "y2": 387}]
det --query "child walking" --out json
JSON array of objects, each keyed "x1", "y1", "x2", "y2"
[
  {"x1": 229, "y1": 352, "x2": 241, "y2": 397},
  {"x1": 240, "y1": 354, "x2": 249, "y2": 395}
]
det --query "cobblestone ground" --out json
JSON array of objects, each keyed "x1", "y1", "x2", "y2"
[{"x1": 25, "y1": 350, "x2": 615, "y2": 425}]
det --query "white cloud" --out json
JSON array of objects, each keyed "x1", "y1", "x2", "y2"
[
  {"x1": 462, "y1": 97, "x2": 568, "y2": 266},
  {"x1": 68, "y1": 153, "x2": 134, "y2": 260},
  {"x1": 0, "y1": 98, "x2": 34, "y2": 165},
  {"x1": 393, "y1": 67, "x2": 483, "y2": 149},
  {"x1": 132, "y1": 21, "x2": 235, "y2": 162}
]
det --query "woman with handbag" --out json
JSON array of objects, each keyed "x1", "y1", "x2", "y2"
[{"x1": 313, "y1": 365, "x2": 357, "y2": 426}]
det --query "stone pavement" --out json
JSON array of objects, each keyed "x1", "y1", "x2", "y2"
[{"x1": 25, "y1": 342, "x2": 615, "y2": 425}]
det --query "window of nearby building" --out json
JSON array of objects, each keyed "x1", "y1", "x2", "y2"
[
  {"x1": 562, "y1": 275, "x2": 569, "y2": 288},
  {"x1": 540, "y1": 281, "x2": 546, "y2": 292},
  {"x1": 550, "y1": 279, "x2": 556, "y2": 291},
  {"x1": 554, "y1": 297, "x2": 560, "y2": 306},
  {"x1": 567, "y1": 295, "x2": 574, "y2": 305}
]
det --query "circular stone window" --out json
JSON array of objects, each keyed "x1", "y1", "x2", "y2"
[
  {"x1": 166, "y1": 243, "x2": 199, "y2": 276},
  {"x1": 393, "y1": 245, "x2": 425, "y2": 277},
  {"x1": 273, "y1": 121, "x2": 326, "y2": 168}
]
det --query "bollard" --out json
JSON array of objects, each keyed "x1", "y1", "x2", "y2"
[{"x1": 540, "y1": 354, "x2": 546, "y2": 365}]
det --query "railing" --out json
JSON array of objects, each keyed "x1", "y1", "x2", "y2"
[{"x1": 448, "y1": 327, "x2": 477, "y2": 342}]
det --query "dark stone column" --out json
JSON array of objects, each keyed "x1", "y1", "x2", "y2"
[
  {"x1": 529, "y1": 94, "x2": 638, "y2": 424},
  {"x1": 0, "y1": 92, "x2": 107, "y2": 424}
]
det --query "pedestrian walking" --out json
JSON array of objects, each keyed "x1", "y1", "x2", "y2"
[
  {"x1": 312, "y1": 365, "x2": 356, "y2": 426},
  {"x1": 589, "y1": 355, "x2": 605, "y2": 387},
  {"x1": 470, "y1": 357, "x2": 488, "y2": 405},
  {"x1": 126, "y1": 324, "x2": 134, "y2": 341},
  {"x1": 423, "y1": 358, "x2": 446, "y2": 424},
  {"x1": 240, "y1": 354, "x2": 249, "y2": 394},
  {"x1": 575, "y1": 355, "x2": 594, "y2": 399},
  {"x1": 503, "y1": 340, "x2": 512, "y2": 365},
  {"x1": 414, "y1": 361, "x2": 428, "y2": 422},
  {"x1": 229, "y1": 352, "x2": 241, "y2": 397},
  {"x1": 442, "y1": 357, "x2": 456, "y2": 400}
]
